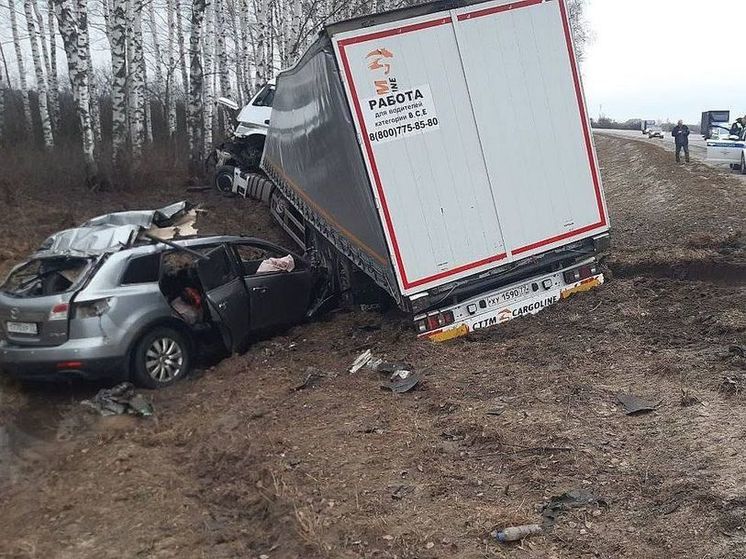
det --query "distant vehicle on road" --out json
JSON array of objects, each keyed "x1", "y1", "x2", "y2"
[
  {"x1": 701, "y1": 110, "x2": 730, "y2": 140},
  {"x1": 0, "y1": 205, "x2": 325, "y2": 387},
  {"x1": 641, "y1": 119, "x2": 657, "y2": 135},
  {"x1": 647, "y1": 125, "x2": 664, "y2": 139}
]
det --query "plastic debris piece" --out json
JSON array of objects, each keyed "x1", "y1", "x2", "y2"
[
  {"x1": 616, "y1": 393, "x2": 658, "y2": 415},
  {"x1": 81, "y1": 382, "x2": 154, "y2": 417},
  {"x1": 380, "y1": 373, "x2": 421, "y2": 394},
  {"x1": 491, "y1": 524, "x2": 542, "y2": 543},
  {"x1": 349, "y1": 349, "x2": 373, "y2": 373}
]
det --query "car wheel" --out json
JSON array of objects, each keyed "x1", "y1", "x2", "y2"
[
  {"x1": 214, "y1": 165, "x2": 236, "y2": 196},
  {"x1": 741, "y1": 155, "x2": 746, "y2": 175},
  {"x1": 131, "y1": 327, "x2": 192, "y2": 389}
]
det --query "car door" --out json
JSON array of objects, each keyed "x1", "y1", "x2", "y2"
[
  {"x1": 233, "y1": 242, "x2": 315, "y2": 332},
  {"x1": 196, "y1": 246, "x2": 251, "y2": 352}
]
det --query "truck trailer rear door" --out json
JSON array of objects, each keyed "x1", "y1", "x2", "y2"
[
  {"x1": 333, "y1": 11, "x2": 508, "y2": 296},
  {"x1": 333, "y1": 0, "x2": 608, "y2": 297}
]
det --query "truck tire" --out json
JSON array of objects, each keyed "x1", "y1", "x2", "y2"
[
  {"x1": 214, "y1": 165, "x2": 236, "y2": 196},
  {"x1": 130, "y1": 327, "x2": 192, "y2": 389}
]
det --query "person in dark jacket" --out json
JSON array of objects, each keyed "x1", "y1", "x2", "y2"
[
  {"x1": 672, "y1": 120, "x2": 690, "y2": 163},
  {"x1": 730, "y1": 119, "x2": 743, "y2": 136}
]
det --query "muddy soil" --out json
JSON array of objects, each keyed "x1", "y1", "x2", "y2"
[{"x1": 0, "y1": 135, "x2": 745, "y2": 558}]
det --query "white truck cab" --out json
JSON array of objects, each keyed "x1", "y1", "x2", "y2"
[{"x1": 235, "y1": 81, "x2": 276, "y2": 139}]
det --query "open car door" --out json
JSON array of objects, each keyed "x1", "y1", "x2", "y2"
[{"x1": 196, "y1": 246, "x2": 250, "y2": 352}]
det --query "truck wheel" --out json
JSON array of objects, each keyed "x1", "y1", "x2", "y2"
[
  {"x1": 214, "y1": 165, "x2": 236, "y2": 196},
  {"x1": 131, "y1": 327, "x2": 192, "y2": 389}
]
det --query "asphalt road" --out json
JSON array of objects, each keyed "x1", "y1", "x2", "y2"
[{"x1": 594, "y1": 128, "x2": 709, "y2": 159}]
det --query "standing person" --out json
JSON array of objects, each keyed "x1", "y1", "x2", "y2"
[{"x1": 672, "y1": 120, "x2": 690, "y2": 163}]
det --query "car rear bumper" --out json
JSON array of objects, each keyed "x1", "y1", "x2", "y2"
[{"x1": 0, "y1": 337, "x2": 127, "y2": 381}]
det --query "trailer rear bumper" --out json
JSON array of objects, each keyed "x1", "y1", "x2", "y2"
[{"x1": 415, "y1": 258, "x2": 604, "y2": 342}]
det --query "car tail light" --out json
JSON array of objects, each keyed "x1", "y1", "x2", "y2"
[
  {"x1": 73, "y1": 298, "x2": 112, "y2": 319},
  {"x1": 563, "y1": 264, "x2": 598, "y2": 285},
  {"x1": 48, "y1": 303, "x2": 69, "y2": 321},
  {"x1": 415, "y1": 310, "x2": 455, "y2": 334}
]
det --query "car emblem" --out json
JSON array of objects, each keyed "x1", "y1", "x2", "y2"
[{"x1": 9, "y1": 308, "x2": 20, "y2": 320}]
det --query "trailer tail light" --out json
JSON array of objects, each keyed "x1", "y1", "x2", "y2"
[
  {"x1": 564, "y1": 264, "x2": 598, "y2": 285},
  {"x1": 48, "y1": 303, "x2": 69, "y2": 321},
  {"x1": 415, "y1": 310, "x2": 455, "y2": 334}
]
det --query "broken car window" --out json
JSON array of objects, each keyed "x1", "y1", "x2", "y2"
[
  {"x1": 121, "y1": 253, "x2": 161, "y2": 285},
  {"x1": 1, "y1": 257, "x2": 92, "y2": 298},
  {"x1": 233, "y1": 244, "x2": 296, "y2": 275}
]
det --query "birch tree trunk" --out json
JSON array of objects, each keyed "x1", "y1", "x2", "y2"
[
  {"x1": 129, "y1": 0, "x2": 145, "y2": 158},
  {"x1": 238, "y1": 0, "x2": 250, "y2": 99},
  {"x1": 8, "y1": 0, "x2": 32, "y2": 132},
  {"x1": 0, "y1": 58, "x2": 5, "y2": 141},
  {"x1": 32, "y1": 0, "x2": 60, "y2": 127},
  {"x1": 77, "y1": 0, "x2": 101, "y2": 144},
  {"x1": 188, "y1": 0, "x2": 207, "y2": 167},
  {"x1": 215, "y1": 0, "x2": 230, "y2": 98},
  {"x1": 109, "y1": 0, "x2": 128, "y2": 163},
  {"x1": 227, "y1": 0, "x2": 243, "y2": 105},
  {"x1": 203, "y1": 0, "x2": 214, "y2": 154},
  {"x1": 166, "y1": 0, "x2": 177, "y2": 135},
  {"x1": 24, "y1": 0, "x2": 54, "y2": 147},
  {"x1": 47, "y1": 0, "x2": 59, "y2": 121},
  {"x1": 175, "y1": 0, "x2": 189, "y2": 97},
  {"x1": 254, "y1": 0, "x2": 267, "y2": 88},
  {"x1": 54, "y1": 0, "x2": 98, "y2": 185},
  {"x1": 147, "y1": 0, "x2": 163, "y2": 90}
]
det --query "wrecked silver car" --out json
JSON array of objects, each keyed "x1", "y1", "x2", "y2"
[{"x1": 0, "y1": 203, "x2": 325, "y2": 388}]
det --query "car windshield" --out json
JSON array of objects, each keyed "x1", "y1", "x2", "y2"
[
  {"x1": 252, "y1": 85, "x2": 275, "y2": 107},
  {"x1": 1, "y1": 256, "x2": 94, "y2": 298}
]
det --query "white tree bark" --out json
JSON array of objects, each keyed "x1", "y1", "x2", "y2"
[
  {"x1": 0, "y1": 54, "x2": 5, "y2": 141},
  {"x1": 146, "y1": 0, "x2": 163, "y2": 90},
  {"x1": 47, "y1": 0, "x2": 59, "y2": 113},
  {"x1": 24, "y1": 0, "x2": 54, "y2": 147},
  {"x1": 254, "y1": 0, "x2": 267, "y2": 88},
  {"x1": 203, "y1": 0, "x2": 214, "y2": 153},
  {"x1": 8, "y1": 0, "x2": 32, "y2": 131},
  {"x1": 238, "y1": 0, "x2": 250, "y2": 99},
  {"x1": 215, "y1": 0, "x2": 230, "y2": 98},
  {"x1": 166, "y1": 0, "x2": 177, "y2": 135},
  {"x1": 175, "y1": 0, "x2": 189, "y2": 96},
  {"x1": 32, "y1": 0, "x2": 60, "y2": 127},
  {"x1": 109, "y1": 0, "x2": 128, "y2": 162},
  {"x1": 54, "y1": 0, "x2": 98, "y2": 183},
  {"x1": 77, "y1": 0, "x2": 101, "y2": 144},
  {"x1": 188, "y1": 0, "x2": 207, "y2": 166},
  {"x1": 128, "y1": 0, "x2": 145, "y2": 157},
  {"x1": 227, "y1": 0, "x2": 243, "y2": 104}
]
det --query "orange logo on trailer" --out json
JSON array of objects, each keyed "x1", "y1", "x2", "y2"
[{"x1": 365, "y1": 48, "x2": 398, "y2": 96}]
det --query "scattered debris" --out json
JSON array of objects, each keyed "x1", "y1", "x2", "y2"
[
  {"x1": 291, "y1": 367, "x2": 327, "y2": 391},
  {"x1": 729, "y1": 345, "x2": 745, "y2": 358},
  {"x1": 616, "y1": 393, "x2": 658, "y2": 415},
  {"x1": 390, "y1": 484, "x2": 415, "y2": 500},
  {"x1": 81, "y1": 383, "x2": 154, "y2": 417},
  {"x1": 349, "y1": 350, "x2": 373, "y2": 373},
  {"x1": 485, "y1": 407, "x2": 505, "y2": 416},
  {"x1": 541, "y1": 489, "x2": 605, "y2": 527},
  {"x1": 491, "y1": 524, "x2": 542, "y2": 543},
  {"x1": 680, "y1": 389, "x2": 702, "y2": 407},
  {"x1": 380, "y1": 373, "x2": 421, "y2": 394},
  {"x1": 720, "y1": 374, "x2": 745, "y2": 395}
]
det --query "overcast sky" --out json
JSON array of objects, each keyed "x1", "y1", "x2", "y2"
[{"x1": 582, "y1": 0, "x2": 746, "y2": 124}]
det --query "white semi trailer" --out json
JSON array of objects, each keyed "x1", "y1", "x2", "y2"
[{"x1": 232, "y1": 0, "x2": 611, "y2": 340}]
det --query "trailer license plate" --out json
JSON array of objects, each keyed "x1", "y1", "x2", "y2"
[
  {"x1": 486, "y1": 283, "x2": 531, "y2": 307},
  {"x1": 6, "y1": 321, "x2": 38, "y2": 335}
]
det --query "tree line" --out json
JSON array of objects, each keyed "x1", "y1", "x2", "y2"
[{"x1": 0, "y1": 0, "x2": 588, "y2": 187}]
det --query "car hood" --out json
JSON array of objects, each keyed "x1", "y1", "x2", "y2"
[{"x1": 35, "y1": 201, "x2": 198, "y2": 258}]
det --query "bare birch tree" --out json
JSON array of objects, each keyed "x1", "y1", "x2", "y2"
[
  {"x1": 165, "y1": 0, "x2": 176, "y2": 135},
  {"x1": 175, "y1": 0, "x2": 188, "y2": 96},
  {"x1": 188, "y1": 0, "x2": 207, "y2": 167},
  {"x1": 8, "y1": 0, "x2": 32, "y2": 131},
  {"x1": 54, "y1": 0, "x2": 98, "y2": 185},
  {"x1": 109, "y1": 0, "x2": 128, "y2": 163},
  {"x1": 47, "y1": 0, "x2": 59, "y2": 123},
  {"x1": 203, "y1": 0, "x2": 214, "y2": 152},
  {"x1": 0, "y1": 54, "x2": 5, "y2": 141},
  {"x1": 24, "y1": 0, "x2": 54, "y2": 147},
  {"x1": 128, "y1": 0, "x2": 145, "y2": 157},
  {"x1": 32, "y1": 0, "x2": 60, "y2": 126}
]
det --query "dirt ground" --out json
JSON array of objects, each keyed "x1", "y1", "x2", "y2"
[{"x1": 1, "y1": 135, "x2": 745, "y2": 558}]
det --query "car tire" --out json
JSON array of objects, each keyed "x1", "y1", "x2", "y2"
[
  {"x1": 131, "y1": 327, "x2": 192, "y2": 389},
  {"x1": 214, "y1": 165, "x2": 236, "y2": 196},
  {"x1": 741, "y1": 155, "x2": 746, "y2": 175}
]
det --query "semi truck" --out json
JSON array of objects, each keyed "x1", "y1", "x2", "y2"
[
  {"x1": 701, "y1": 110, "x2": 731, "y2": 140},
  {"x1": 230, "y1": 0, "x2": 611, "y2": 341}
]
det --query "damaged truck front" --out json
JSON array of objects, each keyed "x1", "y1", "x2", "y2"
[{"x1": 262, "y1": 0, "x2": 610, "y2": 340}]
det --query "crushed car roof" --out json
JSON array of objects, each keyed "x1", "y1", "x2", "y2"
[{"x1": 36, "y1": 202, "x2": 199, "y2": 258}]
